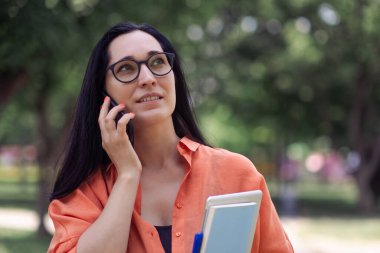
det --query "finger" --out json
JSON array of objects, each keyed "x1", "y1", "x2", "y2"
[
  {"x1": 105, "y1": 103, "x2": 126, "y2": 122},
  {"x1": 116, "y1": 112, "x2": 135, "y2": 136},
  {"x1": 102, "y1": 104, "x2": 125, "y2": 133},
  {"x1": 98, "y1": 96, "x2": 111, "y2": 135},
  {"x1": 99, "y1": 96, "x2": 110, "y2": 120}
]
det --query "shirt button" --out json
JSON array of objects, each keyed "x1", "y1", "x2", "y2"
[
  {"x1": 176, "y1": 202, "x2": 183, "y2": 209},
  {"x1": 175, "y1": 232, "x2": 182, "y2": 237}
]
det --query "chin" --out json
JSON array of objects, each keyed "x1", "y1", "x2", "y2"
[{"x1": 134, "y1": 109, "x2": 173, "y2": 127}]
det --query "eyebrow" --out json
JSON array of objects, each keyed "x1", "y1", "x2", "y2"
[{"x1": 115, "y1": 50, "x2": 164, "y2": 63}]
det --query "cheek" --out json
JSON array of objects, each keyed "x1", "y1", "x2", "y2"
[
  {"x1": 105, "y1": 83, "x2": 135, "y2": 106},
  {"x1": 168, "y1": 77, "x2": 176, "y2": 108},
  {"x1": 170, "y1": 90, "x2": 176, "y2": 112}
]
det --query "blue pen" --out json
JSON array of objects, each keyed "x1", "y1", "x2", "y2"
[{"x1": 192, "y1": 232, "x2": 203, "y2": 253}]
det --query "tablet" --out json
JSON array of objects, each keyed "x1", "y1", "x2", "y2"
[
  {"x1": 205, "y1": 190, "x2": 262, "y2": 211},
  {"x1": 199, "y1": 190, "x2": 262, "y2": 253}
]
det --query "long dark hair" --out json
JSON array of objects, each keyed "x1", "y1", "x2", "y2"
[{"x1": 50, "y1": 22, "x2": 208, "y2": 200}]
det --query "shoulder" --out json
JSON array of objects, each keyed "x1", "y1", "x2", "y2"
[
  {"x1": 191, "y1": 143, "x2": 264, "y2": 191},
  {"x1": 200, "y1": 144, "x2": 256, "y2": 168},
  {"x1": 196, "y1": 144, "x2": 262, "y2": 179},
  {"x1": 49, "y1": 165, "x2": 115, "y2": 215},
  {"x1": 48, "y1": 166, "x2": 116, "y2": 249}
]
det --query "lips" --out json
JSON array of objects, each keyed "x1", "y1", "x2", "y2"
[{"x1": 137, "y1": 93, "x2": 163, "y2": 103}]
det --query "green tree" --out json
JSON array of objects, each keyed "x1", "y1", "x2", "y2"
[{"x1": 190, "y1": 0, "x2": 380, "y2": 213}]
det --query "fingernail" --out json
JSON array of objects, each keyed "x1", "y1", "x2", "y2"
[
  {"x1": 119, "y1": 103, "x2": 125, "y2": 107},
  {"x1": 130, "y1": 112, "x2": 135, "y2": 118},
  {"x1": 103, "y1": 96, "x2": 108, "y2": 102}
]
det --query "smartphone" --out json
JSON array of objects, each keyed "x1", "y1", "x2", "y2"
[{"x1": 102, "y1": 91, "x2": 134, "y2": 146}]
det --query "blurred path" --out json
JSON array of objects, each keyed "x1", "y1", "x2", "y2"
[
  {"x1": 0, "y1": 208, "x2": 54, "y2": 234},
  {"x1": 1, "y1": 208, "x2": 380, "y2": 253},
  {"x1": 282, "y1": 217, "x2": 380, "y2": 253}
]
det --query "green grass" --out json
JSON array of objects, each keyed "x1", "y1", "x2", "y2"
[
  {"x1": 0, "y1": 165, "x2": 40, "y2": 210},
  {"x1": 0, "y1": 166, "x2": 50, "y2": 253},
  {"x1": 0, "y1": 229, "x2": 51, "y2": 253},
  {"x1": 0, "y1": 165, "x2": 39, "y2": 184},
  {"x1": 267, "y1": 177, "x2": 377, "y2": 217},
  {"x1": 293, "y1": 179, "x2": 359, "y2": 216},
  {"x1": 0, "y1": 182, "x2": 37, "y2": 210}
]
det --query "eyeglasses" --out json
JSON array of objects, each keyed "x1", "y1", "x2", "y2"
[{"x1": 106, "y1": 52, "x2": 175, "y2": 83}]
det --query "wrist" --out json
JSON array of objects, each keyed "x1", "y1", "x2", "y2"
[{"x1": 116, "y1": 169, "x2": 141, "y2": 183}]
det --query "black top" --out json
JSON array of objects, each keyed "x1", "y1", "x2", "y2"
[{"x1": 155, "y1": 225, "x2": 172, "y2": 253}]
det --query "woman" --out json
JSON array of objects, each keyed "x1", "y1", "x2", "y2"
[{"x1": 48, "y1": 22, "x2": 293, "y2": 253}]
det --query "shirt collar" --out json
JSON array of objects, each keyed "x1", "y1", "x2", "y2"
[
  {"x1": 177, "y1": 136, "x2": 200, "y2": 165},
  {"x1": 107, "y1": 136, "x2": 200, "y2": 172},
  {"x1": 178, "y1": 136, "x2": 200, "y2": 152}
]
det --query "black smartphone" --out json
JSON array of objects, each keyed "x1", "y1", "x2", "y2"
[{"x1": 102, "y1": 91, "x2": 134, "y2": 146}]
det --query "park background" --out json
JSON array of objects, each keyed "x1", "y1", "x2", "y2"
[{"x1": 1, "y1": 0, "x2": 380, "y2": 252}]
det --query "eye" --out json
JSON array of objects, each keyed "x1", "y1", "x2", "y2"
[
  {"x1": 115, "y1": 61, "x2": 135, "y2": 73},
  {"x1": 152, "y1": 58, "x2": 164, "y2": 65},
  {"x1": 150, "y1": 56, "x2": 166, "y2": 66}
]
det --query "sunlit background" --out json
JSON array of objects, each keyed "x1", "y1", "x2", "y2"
[{"x1": 1, "y1": 0, "x2": 380, "y2": 252}]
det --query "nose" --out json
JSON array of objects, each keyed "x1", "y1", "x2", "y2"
[{"x1": 137, "y1": 64, "x2": 156, "y2": 87}]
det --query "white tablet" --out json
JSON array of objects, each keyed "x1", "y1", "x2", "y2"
[
  {"x1": 200, "y1": 190, "x2": 262, "y2": 253},
  {"x1": 205, "y1": 190, "x2": 262, "y2": 211}
]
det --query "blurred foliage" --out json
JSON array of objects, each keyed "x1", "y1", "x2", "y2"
[{"x1": 1, "y1": 0, "x2": 379, "y2": 147}]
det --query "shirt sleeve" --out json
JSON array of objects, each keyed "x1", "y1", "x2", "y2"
[
  {"x1": 251, "y1": 175, "x2": 294, "y2": 253},
  {"x1": 47, "y1": 170, "x2": 113, "y2": 253},
  {"x1": 214, "y1": 151, "x2": 294, "y2": 252}
]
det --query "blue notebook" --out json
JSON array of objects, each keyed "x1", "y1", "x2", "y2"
[
  {"x1": 192, "y1": 190, "x2": 262, "y2": 253},
  {"x1": 201, "y1": 202, "x2": 257, "y2": 253}
]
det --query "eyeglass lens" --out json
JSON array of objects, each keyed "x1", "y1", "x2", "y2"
[{"x1": 113, "y1": 53, "x2": 173, "y2": 83}]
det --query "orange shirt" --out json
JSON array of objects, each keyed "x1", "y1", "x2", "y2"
[{"x1": 48, "y1": 137, "x2": 293, "y2": 253}]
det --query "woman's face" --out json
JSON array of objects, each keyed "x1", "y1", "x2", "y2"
[{"x1": 105, "y1": 31, "x2": 176, "y2": 127}]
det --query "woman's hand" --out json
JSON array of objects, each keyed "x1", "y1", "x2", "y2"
[
  {"x1": 77, "y1": 96, "x2": 141, "y2": 253},
  {"x1": 98, "y1": 96, "x2": 142, "y2": 177}
]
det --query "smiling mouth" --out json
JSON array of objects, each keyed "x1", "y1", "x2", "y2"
[{"x1": 138, "y1": 96, "x2": 162, "y2": 103}]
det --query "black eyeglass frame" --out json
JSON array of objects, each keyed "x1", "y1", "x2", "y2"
[{"x1": 106, "y1": 52, "x2": 175, "y2": 84}]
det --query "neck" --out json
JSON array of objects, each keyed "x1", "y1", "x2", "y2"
[{"x1": 133, "y1": 119, "x2": 181, "y2": 170}]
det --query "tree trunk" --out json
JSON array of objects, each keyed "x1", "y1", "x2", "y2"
[
  {"x1": 0, "y1": 70, "x2": 29, "y2": 108},
  {"x1": 355, "y1": 165, "x2": 376, "y2": 214},
  {"x1": 348, "y1": 60, "x2": 378, "y2": 213},
  {"x1": 35, "y1": 74, "x2": 53, "y2": 237},
  {"x1": 36, "y1": 162, "x2": 52, "y2": 237},
  {"x1": 352, "y1": 134, "x2": 380, "y2": 214},
  {"x1": 34, "y1": 68, "x2": 74, "y2": 237}
]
